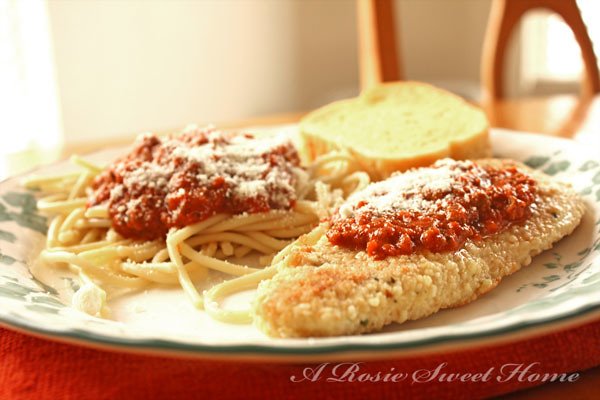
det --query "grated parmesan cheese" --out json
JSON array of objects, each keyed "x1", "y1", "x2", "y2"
[
  {"x1": 339, "y1": 159, "x2": 488, "y2": 218},
  {"x1": 89, "y1": 125, "x2": 303, "y2": 239}
]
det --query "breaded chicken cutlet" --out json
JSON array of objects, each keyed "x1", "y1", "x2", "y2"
[{"x1": 253, "y1": 159, "x2": 585, "y2": 337}]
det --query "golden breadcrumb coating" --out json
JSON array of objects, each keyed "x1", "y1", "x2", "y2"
[{"x1": 253, "y1": 160, "x2": 586, "y2": 337}]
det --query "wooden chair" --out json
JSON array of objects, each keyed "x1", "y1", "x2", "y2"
[
  {"x1": 481, "y1": 0, "x2": 600, "y2": 136},
  {"x1": 356, "y1": 0, "x2": 600, "y2": 136},
  {"x1": 356, "y1": 0, "x2": 402, "y2": 90},
  {"x1": 481, "y1": 0, "x2": 600, "y2": 101}
]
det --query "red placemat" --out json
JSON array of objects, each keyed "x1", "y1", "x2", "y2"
[{"x1": 1, "y1": 318, "x2": 600, "y2": 400}]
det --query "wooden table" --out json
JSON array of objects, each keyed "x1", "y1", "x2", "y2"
[
  {"x1": 485, "y1": 94, "x2": 600, "y2": 140},
  {"x1": 2, "y1": 94, "x2": 600, "y2": 398}
]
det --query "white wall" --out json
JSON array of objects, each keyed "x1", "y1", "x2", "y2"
[
  {"x1": 48, "y1": 0, "x2": 359, "y2": 143},
  {"x1": 398, "y1": 0, "x2": 493, "y2": 98},
  {"x1": 48, "y1": 0, "x2": 500, "y2": 143}
]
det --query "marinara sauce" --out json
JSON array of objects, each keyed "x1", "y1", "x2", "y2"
[
  {"x1": 88, "y1": 126, "x2": 301, "y2": 240},
  {"x1": 326, "y1": 159, "x2": 537, "y2": 260}
]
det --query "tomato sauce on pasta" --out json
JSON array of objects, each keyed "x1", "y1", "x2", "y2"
[{"x1": 89, "y1": 127, "x2": 301, "y2": 240}]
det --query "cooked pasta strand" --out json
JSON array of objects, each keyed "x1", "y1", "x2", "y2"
[{"x1": 28, "y1": 144, "x2": 369, "y2": 322}]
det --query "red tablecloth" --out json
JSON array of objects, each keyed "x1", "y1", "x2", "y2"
[{"x1": 1, "y1": 318, "x2": 600, "y2": 400}]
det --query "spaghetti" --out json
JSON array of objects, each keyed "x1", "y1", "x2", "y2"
[{"x1": 24, "y1": 125, "x2": 369, "y2": 322}]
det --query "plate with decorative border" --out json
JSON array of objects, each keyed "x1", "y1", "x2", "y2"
[{"x1": 0, "y1": 126, "x2": 599, "y2": 362}]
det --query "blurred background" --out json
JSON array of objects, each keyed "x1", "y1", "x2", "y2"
[{"x1": 1, "y1": 0, "x2": 599, "y2": 174}]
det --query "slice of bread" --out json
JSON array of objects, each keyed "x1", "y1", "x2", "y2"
[{"x1": 300, "y1": 81, "x2": 491, "y2": 179}]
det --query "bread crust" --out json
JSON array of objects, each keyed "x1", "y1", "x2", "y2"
[
  {"x1": 252, "y1": 160, "x2": 586, "y2": 337},
  {"x1": 299, "y1": 81, "x2": 491, "y2": 180},
  {"x1": 301, "y1": 127, "x2": 491, "y2": 180}
]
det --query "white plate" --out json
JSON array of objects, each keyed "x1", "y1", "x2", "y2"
[{"x1": 0, "y1": 126, "x2": 599, "y2": 362}]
